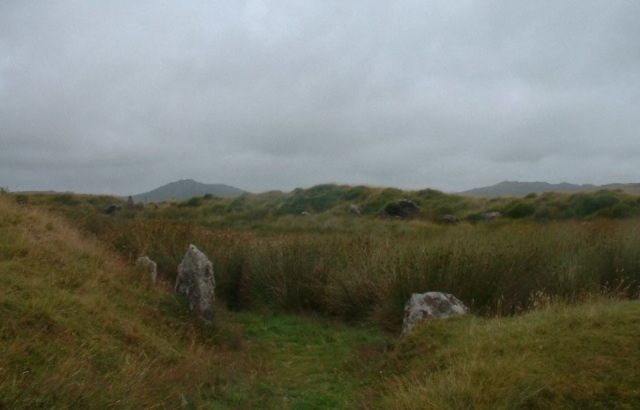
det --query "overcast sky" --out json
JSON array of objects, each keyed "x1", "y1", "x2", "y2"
[{"x1": 2, "y1": 1, "x2": 640, "y2": 195}]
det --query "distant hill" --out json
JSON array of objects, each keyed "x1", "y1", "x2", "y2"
[
  {"x1": 460, "y1": 181, "x2": 640, "y2": 197},
  {"x1": 132, "y1": 179, "x2": 247, "y2": 202}
]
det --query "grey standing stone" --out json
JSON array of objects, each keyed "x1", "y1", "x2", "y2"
[
  {"x1": 348, "y1": 204, "x2": 362, "y2": 216},
  {"x1": 175, "y1": 245, "x2": 215, "y2": 322},
  {"x1": 136, "y1": 256, "x2": 157, "y2": 284},
  {"x1": 401, "y1": 292, "x2": 468, "y2": 338}
]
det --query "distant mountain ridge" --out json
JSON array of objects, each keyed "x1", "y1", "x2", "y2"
[
  {"x1": 460, "y1": 181, "x2": 640, "y2": 197},
  {"x1": 133, "y1": 179, "x2": 247, "y2": 202}
]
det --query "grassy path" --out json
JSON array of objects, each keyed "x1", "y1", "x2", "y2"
[{"x1": 203, "y1": 312, "x2": 393, "y2": 409}]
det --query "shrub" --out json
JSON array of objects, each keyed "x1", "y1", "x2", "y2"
[{"x1": 506, "y1": 202, "x2": 535, "y2": 219}]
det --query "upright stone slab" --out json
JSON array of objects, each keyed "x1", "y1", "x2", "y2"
[
  {"x1": 401, "y1": 292, "x2": 468, "y2": 338},
  {"x1": 175, "y1": 245, "x2": 215, "y2": 322},
  {"x1": 136, "y1": 256, "x2": 157, "y2": 284},
  {"x1": 348, "y1": 204, "x2": 362, "y2": 216}
]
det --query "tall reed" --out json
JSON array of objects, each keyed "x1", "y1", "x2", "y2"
[{"x1": 81, "y1": 215, "x2": 640, "y2": 331}]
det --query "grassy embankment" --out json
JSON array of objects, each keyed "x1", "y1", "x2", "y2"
[
  {"x1": 0, "y1": 195, "x2": 391, "y2": 409},
  {"x1": 2, "y1": 190, "x2": 640, "y2": 408}
]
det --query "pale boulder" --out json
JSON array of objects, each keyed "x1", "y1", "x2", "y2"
[{"x1": 401, "y1": 292, "x2": 468, "y2": 337}]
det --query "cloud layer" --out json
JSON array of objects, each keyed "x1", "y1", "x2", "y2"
[{"x1": 2, "y1": 1, "x2": 640, "y2": 194}]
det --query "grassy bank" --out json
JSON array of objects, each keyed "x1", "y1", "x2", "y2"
[
  {"x1": 0, "y1": 196, "x2": 225, "y2": 407},
  {"x1": 385, "y1": 299, "x2": 640, "y2": 409},
  {"x1": 0, "y1": 196, "x2": 396, "y2": 408}
]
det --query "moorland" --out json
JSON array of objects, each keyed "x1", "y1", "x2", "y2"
[{"x1": 2, "y1": 184, "x2": 640, "y2": 409}]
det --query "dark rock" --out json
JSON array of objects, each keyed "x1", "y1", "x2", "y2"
[
  {"x1": 401, "y1": 292, "x2": 468, "y2": 338},
  {"x1": 175, "y1": 245, "x2": 215, "y2": 322},
  {"x1": 380, "y1": 199, "x2": 421, "y2": 219},
  {"x1": 104, "y1": 204, "x2": 122, "y2": 214}
]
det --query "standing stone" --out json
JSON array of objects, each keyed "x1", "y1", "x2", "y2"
[
  {"x1": 136, "y1": 256, "x2": 157, "y2": 284},
  {"x1": 348, "y1": 204, "x2": 362, "y2": 216},
  {"x1": 401, "y1": 292, "x2": 468, "y2": 338},
  {"x1": 126, "y1": 195, "x2": 135, "y2": 209},
  {"x1": 175, "y1": 245, "x2": 215, "y2": 322}
]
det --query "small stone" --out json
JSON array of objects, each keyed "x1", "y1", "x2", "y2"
[
  {"x1": 481, "y1": 211, "x2": 502, "y2": 221},
  {"x1": 348, "y1": 204, "x2": 362, "y2": 216}
]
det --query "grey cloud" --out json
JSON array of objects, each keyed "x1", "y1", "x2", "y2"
[{"x1": 2, "y1": 1, "x2": 640, "y2": 194}]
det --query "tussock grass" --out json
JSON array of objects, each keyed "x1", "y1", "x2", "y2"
[
  {"x1": 382, "y1": 298, "x2": 640, "y2": 409},
  {"x1": 80, "y1": 213, "x2": 640, "y2": 331}
]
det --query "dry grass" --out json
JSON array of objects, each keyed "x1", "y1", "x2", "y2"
[
  {"x1": 79, "y1": 213, "x2": 640, "y2": 331},
  {"x1": 0, "y1": 197, "x2": 229, "y2": 408}
]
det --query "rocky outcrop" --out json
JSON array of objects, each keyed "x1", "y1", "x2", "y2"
[
  {"x1": 175, "y1": 245, "x2": 216, "y2": 322},
  {"x1": 401, "y1": 292, "x2": 468, "y2": 338},
  {"x1": 136, "y1": 256, "x2": 157, "y2": 284}
]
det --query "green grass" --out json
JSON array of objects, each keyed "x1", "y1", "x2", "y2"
[
  {"x1": 202, "y1": 312, "x2": 392, "y2": 409},
  {"x1": 382, "y1": 298, "x2": 640, "y2": 409}
]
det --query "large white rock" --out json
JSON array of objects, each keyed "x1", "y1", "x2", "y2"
[
  {"x1": 175, "y1": 245, "x2": 215, "y2": 322},
  {"x1": 401, "y1": 292, "x2": 468, "y2": 337}
]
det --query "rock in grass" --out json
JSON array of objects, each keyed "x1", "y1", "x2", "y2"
[
  {"x1": 440, "y1": 214, "x2": 461, "y2": 225},
  {"x1": 175, "y1": 245, "x2": 216, "y2": 322},
  {"x1": 401, "y1": 292, "x2": 468, "y2": 338},
  {"x1": 136, "y1": 256, "x2": 157, "y2": 284},
  {"x1": 481, "y1": 211, "x2": 502, "y2": 221}
]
